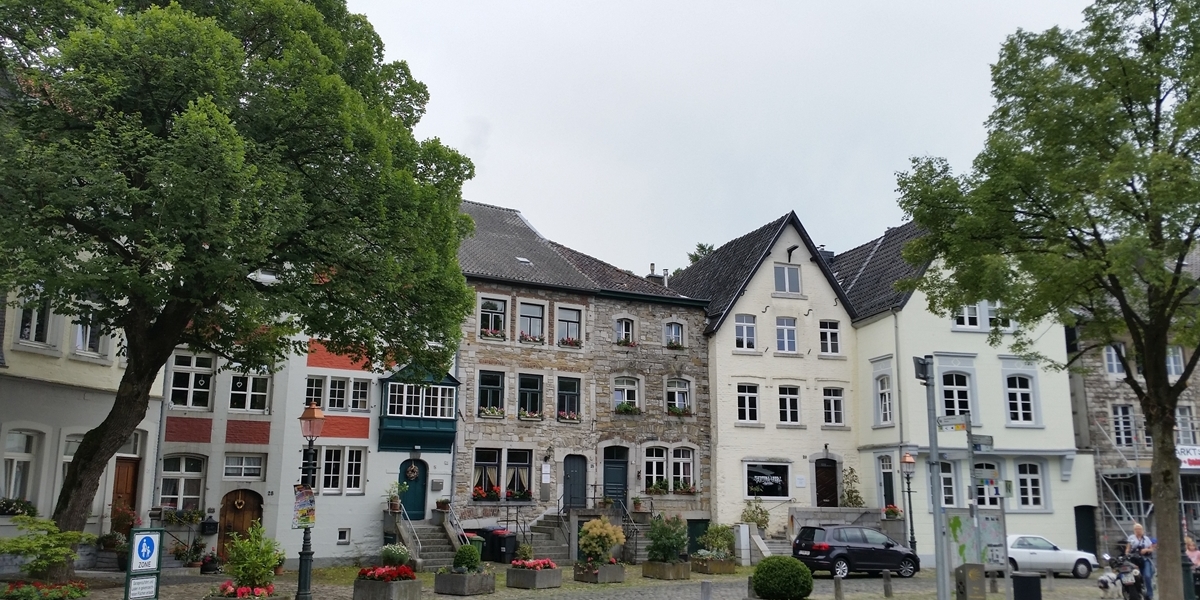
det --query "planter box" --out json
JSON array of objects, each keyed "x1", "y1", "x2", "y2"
[
  {"x1": 505, "y1": 568, "x2": 562, "y2": 589},
  {"x1": 431, "y1": 509, "x2": 447, "y2": 526},
  {"x1": 691, "y1": 558, "x2": 737, "y2": 574},
  {"x1": 433, "y1": 572, "x2": 495, "y2": 596},
  {"x1": 642, "y1": 561, "x2": 691, "y2": 580},
  {"x1": 573, "y1": 563, "x2": 625, "y2": 584},
  {"x1": 630, "y1": 511, "x2": 651, "y2": 525},
  {"x1": 353, "y1": 578, "x2": 422, "y2": 600}
]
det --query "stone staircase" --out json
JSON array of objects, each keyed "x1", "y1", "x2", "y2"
[
  {"x1": 528, "y1": 515, "x2": 572, "y2": 564},
  {"x1": 620, "y1": 518, "x2": 650, "y2": 564},
  {"x1": 763, "y1": 537, "x2": 792, "y2": 557},
  {"x1": 409, "y1": 524, "x2": 457, "y2": 571}
]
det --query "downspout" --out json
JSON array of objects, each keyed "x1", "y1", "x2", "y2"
[
  {"x1": 893, "y1": 307, "x2": 905, "y2": 447},
  {"x1": 151, "y1": 362, "x2": 169, "y2": 527},
  {"x1": 449, "y1": 346, "x2": 462, "y2": 507}
]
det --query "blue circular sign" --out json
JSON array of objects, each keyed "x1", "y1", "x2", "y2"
[{"x1": 136, "y1": 536, "x2": 154, "y2": 561}]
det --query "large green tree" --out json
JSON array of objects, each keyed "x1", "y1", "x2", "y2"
[
  {"x1": 0, "y1": 0, "x2": 474, "y2": 579},
  {"x1": 898, "y1": 1, "x2": 1200, "y2": 596}
]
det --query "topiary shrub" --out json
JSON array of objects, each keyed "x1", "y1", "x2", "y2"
[
  {"x1": 579, "y1": 517, "x2": 626, "y2": 562},
  {"x1": 753, "y1": 556, "x2": 813, "y2": 599},
  {"x1": 698, "y1": 524, "x2": 736, "y2": 556},
  {"x1": 380, "y1": 543, "x2": 409, "y2": 566},
  {"x1": 516, "y1": 542, "x2": 534, "y2": 561},
  {"x1": 453, "y1": 543, "x2": 481, "y2": 571},
  {"x1": 646, "y1": 514, "x2": 688, "y2": 563}
]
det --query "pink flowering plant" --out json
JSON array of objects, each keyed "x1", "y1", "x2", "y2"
[
  {"x1": 510, "y1": 558, "x2": 557, "y2": 570},
  {"x1": 212, "y1": 580, "x2": 275, "y2": 599}
]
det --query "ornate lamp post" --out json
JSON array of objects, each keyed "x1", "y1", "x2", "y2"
[
  {"x1": 296, "y1": 402, "x2": 325, "y2": 600},
  {"x1": 901, "y1": 452, "x2": 917, "y2": 553}
]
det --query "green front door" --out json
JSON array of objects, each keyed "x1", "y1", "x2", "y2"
[
  {"x1": 687, "y1": 519, "x2": 710, "y2": 555},
  {"x1": 399, "y1": 460, "x2": 428, "y2": 520}
]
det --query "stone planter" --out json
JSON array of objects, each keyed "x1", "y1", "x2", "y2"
[
  {"x1": 505, "y1": 568, "x2": 562, "y2": 589},
  {"x1": 201, "y1": 561, "x2": 221, "y2": 574},
  {"x1": 433, "y1": 572, "x2": 495, "y2": 596},
  {"x1": 431, "y1": 509, "x2": 447, "y2": 526},
  {"x1": 691, "y1": 558, "x2": 737, "y2": 574},
  {"x1": 573, "y1": 563, "x2": 625, "y2": 584},
  {"x1": 642, "y1": 561, "x2": 691, "y2": 580},
  {"x1": 630, "y1": 511, "x2": 651, "y2": 525},
  {"x1": 353, "y1": 578, "x2": 422, "y2": 600}
]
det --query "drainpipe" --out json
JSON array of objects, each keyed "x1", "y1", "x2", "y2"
[
  {"x1": 449, "y1": 346, "x2": 462, "y2": 506},
  {"x1": 893, "y1": 307, "x2": 905, "y2": 448}
]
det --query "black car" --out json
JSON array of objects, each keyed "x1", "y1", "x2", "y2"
[{"x1": 792, "y1": 525, "x2": 919, "y2": 579}]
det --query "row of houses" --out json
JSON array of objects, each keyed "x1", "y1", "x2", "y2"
[{"x1": 0, "y1": 200, "x2": 1182, "y2": 567}]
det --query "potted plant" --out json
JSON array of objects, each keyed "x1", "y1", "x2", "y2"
[
  {"x1": 431, "y1": 499, "x2": 450, "y2": 525},
  {"x1": 201, "y1": 549, "x2": 223, "y2": 575},
  {"x1": 380, "y1": 543, "x2": 409, "y2": 567},
  {"x1": 434, "y1": 545, "x2": 495, "y2": 596},
  {"x1": 665, "y1": 340, "x2": 685, "y2": 350},
  {"x1": 631, "y1": 496, "x2": 644, "y2": 511},
  {"x1": 273, "y1": 551, "x2": 286, "y2": 575},
  {"x1": 188, "y1": 537, "x2": 207, "y2": 567},
  {"x1": 557, "y1": 410, "x2": 580, "y2": 422},
  {"x1": 557, "y1": 337, "x2": 582, "y2": 348},
  {"x1": 740, "y1": 496, "x2": 770, "y2": 538},
  {"x1": 599, "y1": 497, "x2": 614, "y2": 508},
  {"x1": 478, "y1": 405, "x2": 504, "y2": 418},
  {"x1": 436, "y1": 498, "x2": 452, "y2": 511},
  {"x1": 384, "y1": 481, "x2": 408, "y2": 513},
  {"x1": 505, "y1": 488, "x2": 533, "y2": 502},
  {"x1": 354, "y1": 564, "x2": 420, "y2": 600},
  {"x1": 673, "y1": 480, "x2": 698, "y2": 495},
  {"x1": 643, "y1": 514, "x2": 690, "y2": 580},
  {"x1": 573, "y1": 518, "x2": 625, "y2": 584},
  {"x1": 667, "y1": 405, "x2": 692, "y2": 417},
  {"x1": 209, "y1": 520, "x2": 281, "y2": 598},
  {"x1": 691, "y1": 524, "x2": 737, "y2": 574},
  {"x1": 109, "y1": 504, "x2": 142, "y2": 533},
  {"x1": 471, "y1": 485, "x2": 501, "y2": 502},
  {"x1": 506, "y1": 558, "x2": 561, "y2": 589},
  {"x1": 614, "y1": 401, "x2": 641, "y2": 415},
  {"x1": 645, "y1": 480, "x2": 669, "y2": 496},
  {"x1": 883, "y1": 504, "x2": 903, "y2": 520},
  {"x1": 210, "y1": 581, "x2": 276, "y2": 599},
  {"x1": 116, "y1": 541, "x2": 130, "y2": 572},
  {"x1": 97, "y1": 531, "x2": 127, "y2": 551}
]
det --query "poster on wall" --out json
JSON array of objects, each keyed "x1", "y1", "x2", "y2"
[{"x1": 292, "y1": 485, "x2": 315, "y2": 529}]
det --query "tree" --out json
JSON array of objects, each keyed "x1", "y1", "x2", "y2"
[
  {"x1": 687, "y1": 243, "x2": 715, "y2": 265},
  {"x1": 0, "y1": 0, "x2": 474, "y2": 579},
  {"x1": 897, "y1": 2, "x2": 1200, "y2": 596}
]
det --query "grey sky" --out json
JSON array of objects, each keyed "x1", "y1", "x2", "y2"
[{"x1": 348, "y1": 1, "x2": 1090, "y2": 275}]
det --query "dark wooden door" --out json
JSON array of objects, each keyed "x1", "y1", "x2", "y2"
[
  {"x1": 111, "y1": 458, "x2": 140, "y2": 537},
  {"x1": 881, "y1": 471, "x2": 896, "y2": 508},
  {"x1": 815, "y1": 459, "x2": 838, "y2": 507},
  {"x1": 218, "y1": 490, "x2": 263, "y2": 557},
  {"x1": 1074, "y1": 505, "x2": 1097, "y2": 555},
  {"x1": 399, "y1": 460, "x2": 427, "y2": 519},
  {"x1": 602, "y1": 447, "x2": 629, "y2": 510},
  {"x1": 564, "y1": 455, "x2": 587, "y2": 508}
]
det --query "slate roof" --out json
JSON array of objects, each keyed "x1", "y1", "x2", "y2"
[
  {"x1": 829, "y1": 220, "x2": 928, "y2": 321},
  {"x1": 458, "y1": 201, "x2": 695, "y2": 303},
  {"x1": 669, "y1": 212, "x2": 855, "y2": 333}
]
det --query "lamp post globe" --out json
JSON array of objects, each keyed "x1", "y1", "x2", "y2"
[{"x1": 296, "y1": 402, "x2": 325, "y2": 600}]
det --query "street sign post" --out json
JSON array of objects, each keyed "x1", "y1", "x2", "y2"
[
  {"x1": 970, "y1": 434, "x2": 994, "y2": 452},
  {"x1": 125, "y1": 528, "x2": 163, "y2": 600},
  {"x1": 937, "y1": 414, "x2": 968, "y2": 432}
]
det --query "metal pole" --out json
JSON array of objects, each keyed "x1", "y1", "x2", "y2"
[
  {"x1": 965, "y1": 410, "x2": 980, "y2": 564},
  {"x1": 917, "y1": 355, "x2": 951, "y2": 600},
  {"x1": 904, "y1": 472, "x2": 917, "y2": 552},
  {"x1": 296, "y1": 439, "x2": 315, "y2": 600}
]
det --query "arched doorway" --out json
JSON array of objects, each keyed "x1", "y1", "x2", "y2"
[
  {"x1": 399, "y1": 459, "x2": 428, "y2": 520},
  {"x1": 815, "y1": 459, "x2": 838, "y2": 507},
  {"x1": 218, "y1": 489, "x2": 263, "y2": 556},
  {"x1": 563, "y1": 455, "x2": 587, "y2": 508}
]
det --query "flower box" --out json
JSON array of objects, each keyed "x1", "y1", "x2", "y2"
[
  {"x1": 353, "y1": 579, "x2": 421, "y2": 600},
  {"x1": 505, "y1": 567, "x2": 562, "y2": 589},
  {"x1": 642, "y1": 561, "x2": 691, "y2": 580},
  {"x1": 573, "y1": 563, "x2": 624, "y2": 584},
  {"x1": 433, "y1": 572, "x2": 495, "y2": 596},
  {"x1": 691, "y1": 558, "x2": 737, "y2": 574}
]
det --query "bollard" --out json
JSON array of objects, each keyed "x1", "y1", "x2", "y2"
[
  {"x1": 700, "y1": 580, "x2": 712, "y2": 600},
  {"x1": 882, "y1": 569, "x2": 893, "y2": 597},
  {"x1": 1044, "y1": 569, "x2": 1053, "y2": 590},
  {"x1": 989, "y1": 571, "x2": 999, "y2": 593},
  {"x1": 833, "y1": 575, "x2": 844, "y2": 600}
]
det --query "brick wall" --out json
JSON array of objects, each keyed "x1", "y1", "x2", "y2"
[
  {"x1": 307, "y1": 339, "x2": 371, "y2": 371},
  {"x1": 225, "y1": 420, "x2": 271, "y2": 444},
  {"x1": 164, "y1": 416, "x2": 212, "y2": 443},
  {"x1": 322, "y1": 415, "x2": 370, "y2": 439}
]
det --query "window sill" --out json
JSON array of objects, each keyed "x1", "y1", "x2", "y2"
[
  {"x1": 169, "y1": 406, "x2": 213, "y2": 413},
  {"x1": 69, "y1": 351, "x2": 113, "y2": 367},
  {"x1": 517, "y1": 340, "x2": 546, "y2": 346},
  {"x1": 556, "y1": 344, "x2": 584, "y2": 351},
  {"x1": 817, "y1": 354, "x2": 847, "y2": 361},
  {"x1": 872, "y1": 423, "x2": 896, "y2": 430},
  {"x1": 1011, "y1": 508, "x2": 1053, "y2": 514},
  {"x1": 732, "y1": 349, "x2": 761, "y2": 356},
  {"x1": 226, "y1": 411, "x2": 272, "y2": 419},
  {"x1": 10, "y1": 341, "x2": 62, "y2": 358},
  {"x1": 771, "y1": 292, "x2": 808, "y2": 300},
  {"x1": 477, "y1": 335, "x2": 508, "y2": 344},
  {"x1": 1005, "y1": 423, "x2": 1044, "y2": 429},
  {"x1": 820, "y1": 425, "x2": 850, "y2": 431},
  {"x1": 949, "y1": 328, "x2": 990, "y2": 334},
  {"x1": 557, "y1": 418, "x2": 581, "y2": 424},
  {"x1": 773, "y1": 352, "x2": 803, "y2": 358},
  {"x1": 517, "y1": 416, "x2": 544, "y2": 422},
  {"x1": 776, "y1": 423, "x2": 806, "y2": 430},
  {"x1": 614, "y1": 344, "x2": 641, "y2": 350},
  {"x1": 614, "y1": 412, "x2": 644, "y2": 418},
  {"x1": 735, "y1": 422, "x2": 765, "y2": 428},
  {"x1": 478, "y1": 414, "x2": 506, "y2": 420}
]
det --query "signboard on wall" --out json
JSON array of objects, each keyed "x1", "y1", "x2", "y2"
[
  {"x1": 1178, "y1": 445, "x2": 1200, "y2": 467},
  {"x1": 944, "y1": 508, "x2": 1006, "y2": 571}
]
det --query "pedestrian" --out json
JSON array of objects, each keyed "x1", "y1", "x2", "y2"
[
  {"x1": 1188, "y1": 537, "x2": 1200, "y2": 567},
  {"x1": 1125, "y1": 522, "x2": 1156, "y2": 599}
]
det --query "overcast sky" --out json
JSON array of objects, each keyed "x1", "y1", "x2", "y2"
[{"x1": 347, "y1": 1, "x2": 1091, "y2": 275}]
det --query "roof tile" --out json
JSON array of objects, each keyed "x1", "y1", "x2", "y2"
[{"x1": 829, "y1": 220, "x2": 927, "y2": 320}]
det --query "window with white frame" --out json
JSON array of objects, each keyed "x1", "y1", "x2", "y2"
[
  {"x1": 321, "y1": 448, "x2": 342, "y2": 492},
  {"x1": 1006, "y1": 375, "x2": 1034, "y2": 423},
  {"x1": 734, "y1": 315, "x2": 756, "y2": 349},
  {"x1": 877, "y1": 376, "x2": 893, "y2": 425},
  {"x1": 664, "y1": 322, "x2": 684, "y2": 348},
  {"x1": 305, "y1": 376, "x2": 325, "y2": 408},
  {"x1": 1016, "y1": 462, "x2": 1043, "y2": 508},
  {"x1": 942, "y1": 373, "x2": 971, "y2": 416},
  {"x1": 351, "y1": 380, "x2": 369, "y2": 411},
  {"x1": 974, "y1": 461, "x2": 1002, "y2": 507},
  {"x1": 517, "y1": 374, "x2": 543, "y2": 418},
  {"x1": 776, "y1": 317, "x2": 796, "y2": 353},
  {"x1": 223, "y1": 455, "x2": 265, "y2": 480},
  {"x1": 386, "y1": 383, "x2": 455, "y2": 418},
  {"x1": 954, "y1": 305, "x2": 979, "y2": 327},
  {"x1": 171, "y1": 354, "x2": 214, "y2": 408},
  {"x1": 2, "y1": 431, "x2": 37, "y2": 501},
  {"x1": 1105, "y1": 344, "x2": 1126, "y2": 375},
  {"x1": 18, "y1": 300, "x2": 53, "y2": 345},
  {"x1": 479, "y1": 298, "x2": 507, "y2": 338},
  {"x1": 319, "y1": 447, "x2": 365, "y2": 494},
  {"x1": 1113, "y1": 404, "x2": 1135, "y2": 447},
  {"x1": 939, "y1": 462, "x2": 957, "y2": 507},
  {"x1": 986, "y1": 301, "x2": 1011, "y2": 328},
  {"x1": 1168, "y1": 345, "x2": 1185, "y2": 377},
  {"x1": 823, "y1": 387, "x2": 845, "y2": 425},
  {"x1": 778, "y1": 386, "x2": 800, "y2": 423},
  {"x1": 737, "y1": 384, "x2": 758, "y2": 422},
  {"x1": 645, "y1": 447, "x2": 666, "y2": 491},
  {"x1": 519, "y1": 303, "x2": 544, "y2": 340},
  {"x1": 73, "y1": 322, "x2": 104, "y2": 354},
  {"x1": 61, "y1": 434, "x2": 84, "y2": 483},
  {"x1": 746, "y1": 463, "x2": 788, "y2": 497},
  {"x1": 673, "y1": 448, "x2": 694, "y2": 490},
  {"x1": 615, "y1": 318, "x2": 635, "y2": 344},
  {"x1": 327, "y1": 378, "x2": 349, "y2": 409},
  {"x1": 160, "y1": 456, "x2": 203, "y2": 510},
  {"x1": 774, "y1": 264, "x2": 801, "y2": 294},
  {"x1": 557, "y1": 308, "x2": 582, "y2": 345},
  {"x1": 666, "y1": 378, "x2": 691, "y2": 413},
  {"x1": 1178, "y1": 405, "x2": 1197, "y2": 446},
  {"x1": 614, "y1": 376, "x2": 639, "y2": 408},
  {"x1": 819, "y1": 321, "x2": 840, "y2": 354},
  {"x1": 230, "y1": 375, "x2": 269, "y2": 411}
]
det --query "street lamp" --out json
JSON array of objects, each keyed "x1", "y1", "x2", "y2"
[
  {"x1": 901, "y1": 452, "x2": 917, "y2": 553},
  {"x1": 296, "y1": 402, "x2": 325, "y2": 600}
]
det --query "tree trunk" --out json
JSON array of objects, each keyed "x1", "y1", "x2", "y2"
[{"x1": 1149, "y1": 416, "x2": 1182, "y2": 600}]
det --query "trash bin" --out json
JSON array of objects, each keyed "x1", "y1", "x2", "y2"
[
  {"x1": 468, "y1": 536, "x2": 484, "y2": 555},
  {"x1": 498, "y1": 533, "x2": 518, "y2": 563},
  {"x1": 383, "y1": 533, "x2": 397, "y2": 545},
  {"x1": 1011, "y1": 572, "x2": 1041, "y2": 600}
]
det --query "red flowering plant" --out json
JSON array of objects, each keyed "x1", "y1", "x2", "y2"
[
  {"x1": 357, "y1": 565, "x2": 416, "y2": 581},
  {"x1": 510, "y1": 558, "x2": 557, "y2": 570},
  {"x1": 471, "y1": 485, "x2": 501, "y2": 501},
  {"x1": 211, "y1": 580, "x2": 275, "y2": 598},
  {"x1": 2, "y1": 580, "x2": 88, "y2": 599}
]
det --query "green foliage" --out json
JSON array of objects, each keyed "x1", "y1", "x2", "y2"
[
  {"x1": 740, "y1": 497, "x2": 770, "y2": 530},
  {"x1": 578, "y1": 518, "x2": 625, "y2": 562},
  {"x1": 0, "y1": 580, "x2": 88, "y2": 599},
  {"x1": 452, "y1": 544, "x2": 481, "y2": 571},
  {"x1": 687, "y1": 243, "x2": 715, "y2": 265},
  {"x1": 752, "y1": 556, "x2": 813, "y2": 600},
  {"x1": 0, "y1": 516, "x2": 96, "y2": 578},
  {"x1": 223, "y1": 520, "x2": 280, "y2": 589},
  {"x1": 839, "y1": 467, "x2": 865, "y2": 508},
  {"x1": 0, "y1": 499, "x2": 37, "y2": 517},
  {"x1": 698, "y1": 524, "x2": 736, "y2": 557},
  {"x1": 646, "y1": 514, "x2": 688, "y2": 563},
  {"x1": 515, "y1": 543, "x2": 534, "y2": 561},
  {"x1": 380, "y1": 543, "x2": 409, "y2": 566}
]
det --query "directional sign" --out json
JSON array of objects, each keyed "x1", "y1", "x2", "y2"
[
  {"x1": 130, "y1": 531, "x2": 160, "y2": 573},
  {"x1": 970, "y1": 434, "x2": 994, "y2": 452},
  {"x1": 128, "y1": 576, "x2": 157, "y2": 599},
  {"x1": 125, "y1": 528, "x2": 163, "y2": 600},
  {"x1": 937, "y1": 414, "x2": 968, "y2": 431},
  {"x1": 974, "y1": 468, "x2": 1000, "y2": 480}
]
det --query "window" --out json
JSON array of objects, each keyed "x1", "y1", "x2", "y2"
[
  {"x1": 955, "y1": 305, "x2": 979, "y2": 327},
  {"x1": 223, "y1": 455, "x2": 264, "y2": 480},
  {"x1": 305, "y1": 377, "x2": 324, "y2": 408},
  {"x1": 614, "y1": 376, "x2": 639, "y2": 408},
  {"x1": 737, "y1": 384, "x2": 758, "y2": 422},
  {"x1": 557, "y1": 377, "x2": 581, "y2": 420},
  {"x1": 519, "y1": 303, "x2": 544, "y2": 340},
  {"x1": 776, "y1": 317, "x2": 796, "y2": 353},
  {"x1": 479, "y1": 371, "x2": 505, "y2": 415},
  {"x1": 1168, "y1": 345, "x2": 1185, "y2": 377},
  {"x1": 942, "y1": 373, "x2": 971, "y2": 416},
  {"x1": 61, "y1": 434, "x2": 84, "y2": 483},
  {"x1": 746, "y1": 463, "x2": 788, "y2": 497},
  {"x1": 879, "y1": 455, "x2": 896, "y2": 507},
  {"x1": 351, "y1": 381, "x2": 369, "y2": 411},
  {"x1": 344, "y1": 449, "x2": 363, "y2": 491},
  {"x1": 877, "y1": 376, "x2": 893, "y2": 425},
  {"x1": 1017, "y1": 463, "x2": 1043, "y2": 508},
  {"x1": 506, "y1": 450, "x2": 532, "y2": 500},
  {"x1": 939, "y1": 462, "x2": 956, "y2": 507},
  {"x1": 986, "y1": 301, "x2": 1011, "y2": 328},
  {"x1": 974, "y1": 461, "x2": 1001, "y2": 507},
  {"x1": 823, "y1": 387, "x2": 844, "y2": 425},
  {"x1": 672, "y1": 448, "x2": 694, "y2": 489},
  {"x1": 778, "y1": 386, "x2": 800, "y2": 423},
  {"x1": 616, "y1": 318, "x2": 635, "y2": 344},
  {"x1": 1105, "y1": 344, "x2": 1126, "y2": 375},
  {"x1": 171, "y1": 354, "x2": 214, "y2": 408},
  {"x1": 645, "y1": 447, "x2": 666, "y2": 491},
  {"x1": 321, "y1": 448, "x2": 342, "y2": 492},
  {"x1": 423, "y1": 386, "x2": 454, "y2": 418},
  {"x1": 666, "y1": 379, "x2": 691, "y2": 414},
  {"x1": 73, "y1": 323, "x2": 103, "y2": 354},
  {"x1": 1178, "y1": 406, "x2": 1197, "y2": 446},
  {"x1": 734, "y1": 315, "x2": 756, "y2": 349},
  {"x1": 774, "y1": 264, "x2": 801, "y2": 293},
  {"x1": 3, "y1": 432, "x2": 36, "y2": 501},
  {"x1": 557, "y1": 308, "x2": 581, "y2": 345},
  {"x1": 1006, "y1": 375, "x2": 1034, "y2": 423},
  {"x1": 18, "y1": 300, "x2": 51, "y2": 344},
  {"x1": 320, "y1": 447, "x2": 365, "y2": 494},
  {"x1": 819, "y1": 321, "x2": 840, "y2": 354},
  {"x1": 480, "y1": 298, "x2": 507, "y2": 338},
  {"x1": 518, "y1": 374, "x2": 543, "y2": 418},
  {"x1": 160, "y1": 456, "x2": 203, "y2": 510},
  {"x1": 1113, "y1": 404, "x2": 1135, "y2": 447},
  {"x1": 473, "y1": 449, "x2": 500, "y2": 495},
  {"x1": 664, "y1": 322, "x2": 683, "y2": 347},
  {"x1": 230, "y1": 375, "x2": 269, "y2": 411},
  {"x1": 337, "y1": 529, "x2": 351, "y2": 544},
  {"x1": 385, "y1": 383, "x2": 455, "y2": 418},
  {"x1": 327, "y1": 378, "x2": 348, "y2": 409}
]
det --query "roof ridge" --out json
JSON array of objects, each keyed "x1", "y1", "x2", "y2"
[
  {"x1": 844, "y1": 235, "x2": 885, "y2": 292},
  {"x1": 461, "y1": 199, "x2": 521, "y2": 213}
]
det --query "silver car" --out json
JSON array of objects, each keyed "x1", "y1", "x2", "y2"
[{"x1": 1006, "y1": 534, "x2": 1100, "y2": 578}]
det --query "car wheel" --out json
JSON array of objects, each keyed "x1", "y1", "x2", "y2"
[
  {"x1": 1072, "y1": 559, "x2": 1091, "y2": 579},
  {"x1": 832, "y1": 557, "x2": 851, "y2": 579},
  {"x1": 1009, "y1": 558, "x2": 1018, "y2": 572},
  {"x1": 897, "y1": 557, "x2": 917, "y2": 578}
]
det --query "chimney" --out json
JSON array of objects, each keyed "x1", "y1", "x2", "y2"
[
  {"x1": 645, "y1": 262, "x2": 665, "y2": 287},
  {"x1": 815, "y1": 245, "x2": 835, "y2": 262}
]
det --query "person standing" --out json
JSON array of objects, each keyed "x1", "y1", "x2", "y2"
[{"x1": 1126, "y1": 523, "x2": 1156, "y2": 599}]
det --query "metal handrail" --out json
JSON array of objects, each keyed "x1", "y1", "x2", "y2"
[
  {"x1": 446, "y1": 504, "x2": 469, "y2": 545},
  {"x1": 398, "y1": 506, "x2": 422, "y2": 557}
]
